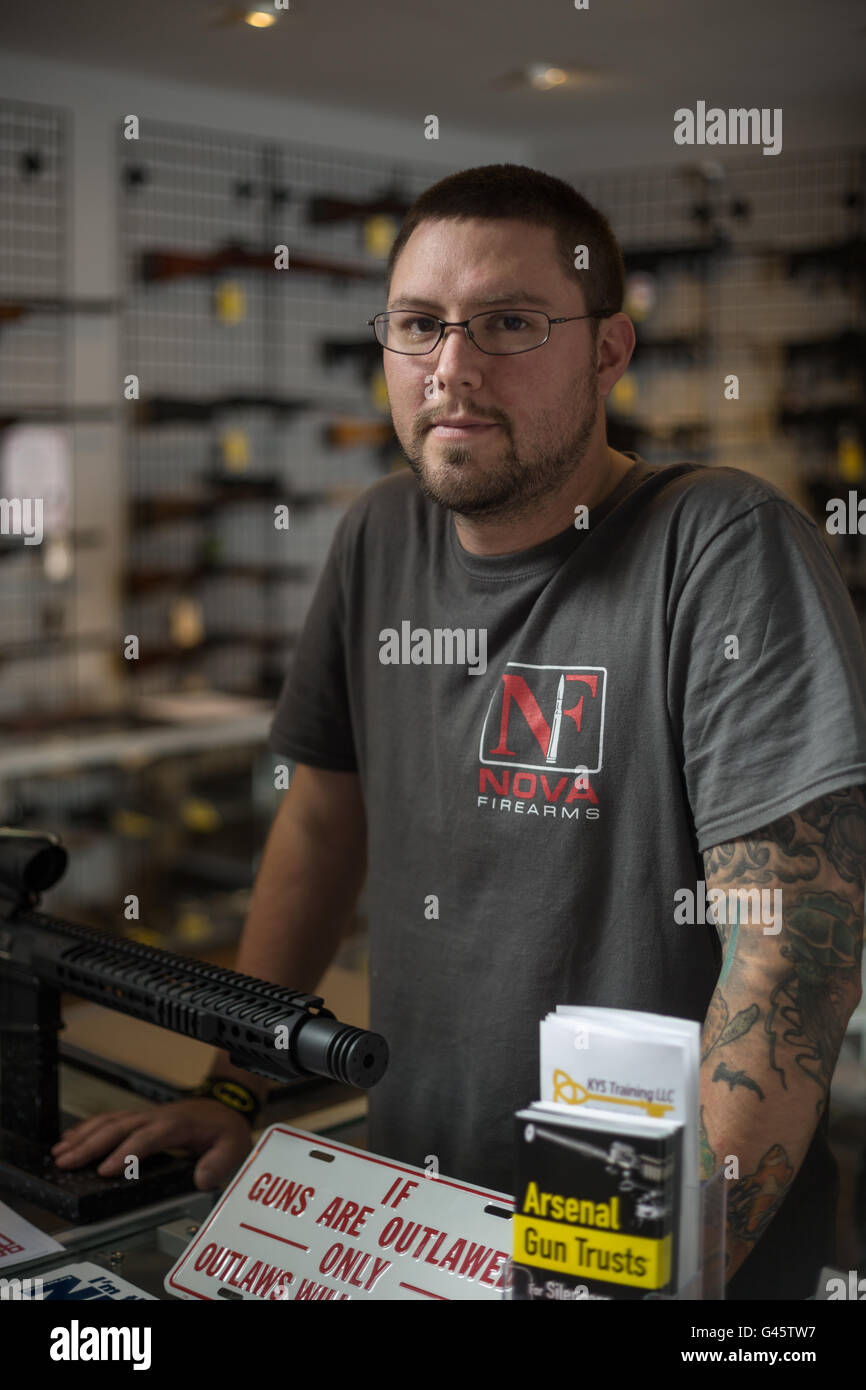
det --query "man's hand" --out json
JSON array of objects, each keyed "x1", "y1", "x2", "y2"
[
  {"x1": 700, "y1": 784, "x2": 866, "y2": 1282},
  {"x1": 51, "y1": 1099, "x2": 254, "y2": 1191}
]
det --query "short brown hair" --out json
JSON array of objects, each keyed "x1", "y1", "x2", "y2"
[{"x1": 385, "y1": 163, "x2": 625, "y2": 318}]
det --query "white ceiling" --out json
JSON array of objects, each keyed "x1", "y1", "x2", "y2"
[{"x1": 1, "y1": 0, "x2": 863, "y2": 156}]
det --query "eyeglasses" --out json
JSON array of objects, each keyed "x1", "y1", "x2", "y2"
[{"x1": 367, "y1": 308, "x2": 613, "y2": 356}]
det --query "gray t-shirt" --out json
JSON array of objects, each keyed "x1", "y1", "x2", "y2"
[{"x1": 268, "y1": 455, "x2": 866, "y2": 1299}]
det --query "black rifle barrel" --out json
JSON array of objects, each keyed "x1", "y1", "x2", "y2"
[{"x1": 0, "y1": 908, "x2": 387, "y2": 1089}]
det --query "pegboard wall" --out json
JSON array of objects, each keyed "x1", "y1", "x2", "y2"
[
  {"x1": 575, "y1": 145, "x2": 866, "y2": 636},
  {"x1": 575, "y1": 146, "x2": 865, "y2": 478},
  {"x1": 119, "y1": 119, "x2": 453, "y2": 697},
  {"x1": 0, "y1": 98, "x2": 76, "y2": 723},
  {"x1": 1, "y1": 108, "x2": 864, "y2": 722},
  {"x1": 0, "y1": 99, "x2": 67, "y2": 405}
]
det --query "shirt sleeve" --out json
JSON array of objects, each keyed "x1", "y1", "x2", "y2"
[
  {"x1": 266, "y1": 512, "x2": 358, "y2": 772},
  {"x1": 667, "y1": 495, "x2": 866, "y2": 851}
]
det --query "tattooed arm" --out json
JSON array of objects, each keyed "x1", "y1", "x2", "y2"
[{"x1": 699, "y1": 785, "x2": 866, "y2": 1283}]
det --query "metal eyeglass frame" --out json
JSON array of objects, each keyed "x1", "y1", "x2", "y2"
[{"x1": 367, "y1": 308, "x2": 615, "y2": 356}]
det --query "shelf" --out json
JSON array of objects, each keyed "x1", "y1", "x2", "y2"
[
  {"x1": 125, "y1": 562, "x2": 313, "y2": 595},
  {"x1": 630, "y1": 335, "x2": 712, "y2": 365},
  {"x1": 130, "y1": 483, "x2": 357, "y2": 525},
  {"x1": 779, "y1": 403, "x2": 866, "y2": 432},
  {"x1": 0, "y1": 297, "x2": 118, "y2": 324},
  {"x1": 0, "y1": 405, "x2": 118, "y2": 427},
  {"x1": 0, "y1": 632, "x2": 116, "y2": 666},
  {"x1": 0, "y1": 711, "x2": 274, "y2": 777},
  {"x1": 132, "y1": 631, "x2": 297, "y2": 668},
  {"x1": 133, "y1": 394, "x2": 314, "y2": 427},
  {"x1": 0, "y1": 528, "x2": 103, "y2": 561}
]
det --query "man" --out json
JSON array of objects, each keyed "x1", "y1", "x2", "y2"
[{"x1": 53, "y1": 164, "x2": 866, "y2": 1300}]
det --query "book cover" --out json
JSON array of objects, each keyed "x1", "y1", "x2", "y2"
[{"x1": 511, "y1": 1104, "x2": 682, "y2": 1301}]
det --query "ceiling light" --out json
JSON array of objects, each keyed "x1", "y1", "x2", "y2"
[
  {"x1": 528, "y1": 65, "x2": 568, "y2": 90},
  {"x1": 244, "y1": 8, "x2": 278, "y2": 26},
  {"x1": 491, "y1": 63, "x2": 600, "y2": 94}
]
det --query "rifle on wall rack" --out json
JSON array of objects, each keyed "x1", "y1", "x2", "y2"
[
  {"x1": 306, "y1": 190, "x2": 411, "y2": 225},
  {"x1": 139, "y1": 242, "x2": 384, "y2": 285}
]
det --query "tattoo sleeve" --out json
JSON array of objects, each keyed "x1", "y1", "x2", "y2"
[{"x1": 700, "y1": 785, "x2": 866, "y2": 1281}]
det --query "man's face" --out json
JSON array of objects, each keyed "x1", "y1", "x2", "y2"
[{"x1": 383, "y1": 217, "x2": 602, "y2": 521}]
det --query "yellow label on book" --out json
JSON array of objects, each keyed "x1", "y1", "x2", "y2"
[{"x1": 513, "y1": 1215, "x2": 672, "y2": 1290}]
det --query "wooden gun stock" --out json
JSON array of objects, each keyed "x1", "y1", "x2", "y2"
[
  {"x1": 139, "y1": 243, "x2": 383, "y2": 284},
  {"x1": 0, "y1": 298, "x2": 116, "y2": 326},
  {"x1": 324, "y1": 418, "x2": 397, "y2": 449},
  {"x1": 307, "y1": 192, "x2": 410, "y2": 225}
]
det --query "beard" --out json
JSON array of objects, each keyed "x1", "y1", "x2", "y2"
[{"x1": 398, "y1": 369, "x2": 599, "y2": 522}]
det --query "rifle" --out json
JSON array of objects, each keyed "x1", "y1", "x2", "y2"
[
  {"x1": 134, "y1": 394, "x2": 314, "y2": 426},
  {"x1": 321, "y1": 337, "x2": 383, "y2": 381},
  {"x1": 139, "y1": 242, "x2": 384, "y2": 284},
  {"x1": 0, "y1": 298, "x2": 116, "y2": 326},
  {"x1": 783, "y1": 330, "x2": 866, "y2": 372},
  {"x1": 0, "y1": 828, "x2": 387, "y2": 1217},
  {"x1": 324, "y1": 418, "x2": 397, "y2": 449},
  {"x1": 306, "y1": 190, "x2": 411, "y2": 225},
  {"x1": 623, "y1": 237, "x2": 730, "y2": 275},
  {"x1": 785, "y1": 239, "x2": 866, "y2": 282}
]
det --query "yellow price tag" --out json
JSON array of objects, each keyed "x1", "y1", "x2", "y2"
[
  {"x1": 176, "y1": 912, "x2": 212, "y2": 944},
  {"x1": 838, "y1": 430, "x2": 864, "y2": 483},
  {"x1": 364, "y1": 215, "x2": 397, "y2": 258},
  {"x1": 181, "y1": 797, "x2": 221, "y2": 832},
  {"x1": 370, "y1": 367, "x2": 390, "y2": 413},
  {"x1": 111, "y1": 809, "x2": 155, "y2": 839},
  {"x1": 611, "y1": 374, "x2": 637, "y2": 412},
  {"x1": 169, "y1": 597, "x2": 205, "y2": 648},
  {"x1": 215, "y1": 281, "x2": 246, "y2": 323},
  {"x1": 221, "y1": 429, "x2": 250, "y2": 472}
]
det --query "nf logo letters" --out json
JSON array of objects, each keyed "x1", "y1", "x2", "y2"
[{"x1": 479, "y1": 664, "x2": 606, "y2": 774}]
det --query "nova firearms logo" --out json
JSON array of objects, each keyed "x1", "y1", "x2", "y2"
[{"x1": 477, "y1": 663, "x2": 605, "y2": 823}]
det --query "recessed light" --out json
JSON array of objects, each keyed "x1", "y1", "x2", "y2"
[
  {"x1": 245, "y1": 8, "x2": 278, "y2": 26},
  {"x1": 209, "y1": 5, "x2": 295, "y2": 27},
  {"x1": 527, "y1": 64, "x2": 568, "y2": 90},
  {"x1": 491, "y1": 63, "x2": 600, "y2": 93}
]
